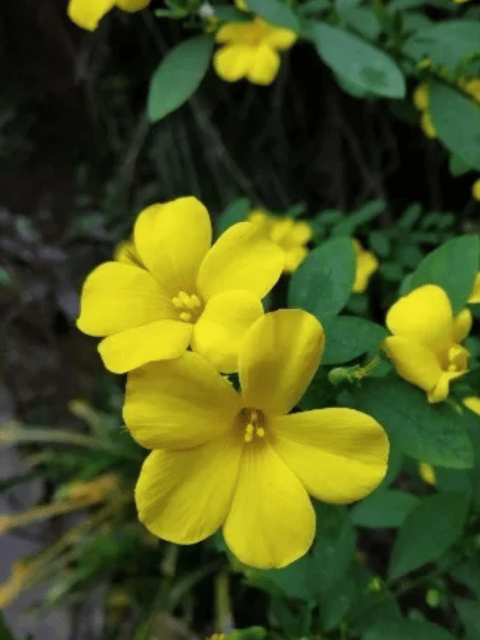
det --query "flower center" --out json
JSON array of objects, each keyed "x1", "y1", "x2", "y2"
[
  {"x1": 235, "y1": 407, "x2": 267, "y2": 443},
  {"x1": 447, "y1": 345, "x2": 469, "y2": 373},
  {"x1": 171, "y1": 291, "x2": 202, "y2": 323}
]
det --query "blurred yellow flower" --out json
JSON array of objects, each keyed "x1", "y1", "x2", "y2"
[
  {"x1": 418, "y1": 462, "x2": 436, "y2": 485},
  {"x1": 413, "y1": 83, "x2": 438, "y2": 139},
  {"x1": 213, "y1": 18, "x2": 296, "y2": 85},
  {"x1": 383, "y1": 285, "x2": 471, "y2": 403},
  {"x1": 352, "y1": 239, "x2": 379, "y2": 293},
  {"x1": 125, "y1": 309, "x2": 388, "y2": 569},
  {"x1": 468, "y1": 272, "x2": 480, "y2": 302},
  {"x1": 420, "y1": 111, "x2": 437, "y2": 139},
  {"x1": 248, "y1": 209, "x2": 312, "y2": 272},
  {"x1": 77, "y1": 197, "x2": 284, "y2": 374},
  {"x1": 67, "y1": 0, "x2": 150, "y2": 30},
  {"x1": 463, "y1": 396, "x2": 480, "y2": 415},
  {"x1": 472, "y1": 179, "x2": 480, "y2": 202}
]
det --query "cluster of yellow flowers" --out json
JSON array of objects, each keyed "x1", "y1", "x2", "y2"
[{"x1": 77, "y1": 197, "x2": 389, "y2": 568}]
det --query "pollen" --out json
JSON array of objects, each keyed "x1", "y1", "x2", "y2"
[
  {"x1": 172, "y1": 291, "x2": 202, "y2": 322},
  {"x1": 235, "y1": 407, "x2": 267, "y2": 443}
]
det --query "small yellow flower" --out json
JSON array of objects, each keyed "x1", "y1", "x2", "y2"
[
  {"x1": 248, "y1": 209, "x2": 312, "y2": 272},
  {"x1": 420, "y1": 111, "x2": 437, "y2": 139},
  {"x1": 383, "y1": 285, "x2": 471, "y2": 403},
  {"x1": 413, "y1": 83, "x2": 430, "y2": 111},
  {"x1": 472, "y1": 179, "x2": 480, "y2": 202},
  {"x1": 418, "y1": 462, "x2": 436, "y2": 485},
  {"x1": 463, "y1": 396, "x2": 480, "y2": 415},
  {"x1": 125, "y1": 309, "x2": 389, "y2": 569},
  {"x1": 67, "y1": 0, "x2": 150, "y2": 30},
  {"x1": 352, "y1": 239, "x2": 379, "y2": 293},
  {"x1": 77, "y1": 197, "x2": 284, "y2": 374},
  {"x1": 213, "y1": 19, "x2": 296, "y2": 85}
]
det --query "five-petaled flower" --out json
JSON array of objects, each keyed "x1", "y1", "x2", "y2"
[
  {"x1": 213, "y1": 18, "x2": 297, "y2": 85},
  {"x1": 67, "y1": 0, "x2": 150, "y2": 30},
  {"x1": 248, "y1": 209, "x2": 313, "y2": 272},
  {"x1": 77, "y1": 197, "x2": 284, "y2": 374},
  {"x1": 352, "y1": 239, "x2": 379, "y2": 293},
  {"x1": 383, "y1": 284, "x2": 471, "y2": 403},
  {"x1": 124, "y1": 309, "x2": 389, "y2": 569}
]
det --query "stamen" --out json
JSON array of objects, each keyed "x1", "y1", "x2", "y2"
[
  {"x1": 179, "y1": 312, "x2": 191, "y2": 322},
  {"x1": 256, "y1": 427, "x2": 265, "y2": 438},
  {"x1": 179, "y1": 291, "x2": 190, "y2": 305},
  {"x1": 190, "y1": 294, "x2": 201, "y2": 308},
  {"x1": 448, "y1": 364, "x2": 458, "y2": 372},
  {"x1": 172, "y1": 297, "x2": 183, "y2": 308}
]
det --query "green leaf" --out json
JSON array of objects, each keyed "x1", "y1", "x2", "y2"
[
  {"x1": 355, "y1": 377, "x2": 474, "y2": 469},
  {"x1": 245, "y1": 554, "x2": 314, "y2": 601},
  {"x1": 454, "y1": 598, "x2": 480, "y2": 638},
  {"x1": 243, "y1": 0, "x2": 301, "y2": 30},
  {"x1": 228, "y1": 627, "x2": 267, "y2": 640},
  {"x1": 401, "y1": 234, "x2": 480, "y2": 313},
  {"x1": 213, "y1": 6, "x2": 250, "y2": 21},
  {"x1": 430, "y1": 83, "x2": 480, "y2": 172},
  {"x1": 147, "y1": 35, "x2": 214, "y2": 122},
  {"x1": 307, "y1": 22, "x2": 406, "y2": 98},
  {"x1": 0, "y1": 613, "x2": 16, "y2": 640},
  {"x1": 451, "y1": 562, "x2": 480, "y2": 600},
  {"x1": 216, "y1": 197, "x2": 251, "y2": 235},
  {"x1": 322, "y1": 316, "x2": 388, "y2": 365},
  {"x1": 288, "y1": 236, "x2": 356, "y2": 322},
  {"x1": 332, "y1": 200, "x2": 385, "y2": 236},
  {"x1": 351, "y1": 489, "x2": 420, "y2": 528},
  {"x1": 299, "y1": 0, "x2": 330, "y2": 14},
  {"x1": 363, "y1": 619, "x2": 456, "y2": 640},
  {"x1": 404, "y1": 20, "x2": 480, "y2": 68},
  {"x1": 449, "y1": 154, "x2": 474, "y2": 177},
  {"x1": 368, "y1": 231, "x2": 390, "y2": 258},
  {"x1": 387, "y1": 491, "x2": 470, "y2": 581}
]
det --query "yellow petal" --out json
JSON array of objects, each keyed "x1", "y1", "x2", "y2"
[
  {"x1": 67, "y1": 0, "x2": 115, "y2": 30},
  {"x1": 271, "y1": 408, "x2": 388, "y2": 503},
  {"x1": 246, "y1": 44, "x2": 280, "y2": 85},
  {"x1": 420, "y1": 111, "x2": 437, "y2": 139},
  {"x1": 263, "y1": 24, "x2": 297, "y2": 50},
  {"x1": 77, "y1": 262, "x2": 174, "y2": 337},
  {"x1": 116, "y1": 0, "x2": 150, "y2": 10},
  {"x1": 98, "y1": 320, "x2": 193, "y2": 374},
  {"x1": 223, "y1": 442, "x2": 315, "y2": 568},
  {"x1": 383, "y1": 336, "x2": 442, "y2": 395},
  {"x1": 427, "y1": 371, "x2": 461, "y2": 403},
  {"x1": 123, "y1": 352, "x2": 241, "y2": 449},
  {"x1": 133, "y1": 198, "x2": 211, "y2": 295},
  {"x1": 352, "y1": 240, "x2": 379, "y2": 293},
  {"x1": 215, "y1": 23, "x2": 246, "y2": 44},
  {"x1": 197, "y1": 221, "x2": 284, "y2": 300},
  {"x1": 472, "y1": 180, "x2": 480, "y2": 202},
  {"x1": 239, "y1": 309, "x2": 325, "y2": 416},
  {"x1": 135, "y1": 434, "x2": 242, "y2": 544},
  {"x1": 453, "y1": 308, "x2": 472, "y2": 343},
  {"x1": 413, "y1": 83, "x2": 430, "y2": 111},
  {"x1": 386, "y1": 285, "x2": 453, "y2": 349},
  {"x1": 213, "y1": 44, "x2": 254, "y2": 82},
  {"x1": 284, "y1": 246, "x2": 309, "y2": 273},
  {"x1": 418, "y1": 462, "x2": 436, "y2": 485},
  {"x1": 463, "y1": 396, "x2": 480, "y2": 416},
  {"x1": 191, "y1": 290, "x2": 264, "y2": 373},
  {"x1": 113, "y1": 239, "x2": 143, "y2": 267},
  {"x1": 468, "y1": 273, "x2": 480, "y2": 302}
]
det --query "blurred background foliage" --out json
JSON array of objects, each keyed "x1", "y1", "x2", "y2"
[{"x1": 1, "y1": 0, "x2": 480, "y2": 638}]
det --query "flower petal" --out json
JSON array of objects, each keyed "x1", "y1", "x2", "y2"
[
  {"x1": 352, "y1": 240, "x2": 379, "y2": 294},
  {"x1": 239, "y1": 309, "x2": 325, "y2": 416},
  {"x1": 213, "y1": 44, "x2": 253, "y2": 82},
  {"x1": 135, "y1": 434, "x2": 242, "y2": 544},
  {"x1": 98, "y1": 320, "x2": 193, "y2": 374},
  {"x1": 134, "y1": 198, "x2": 211, "y2": 295},
  {"x1": 192, "y1": 290, "x2": 264, "y2": 373},
  {"x1": 223, "y1": 442, "x2": 315, "y2": 568},
  {"x1": 271, "y1": 409, "x2": 388, "y2": 504},
  {"x1": 113, "y1": 239, "x2": 143, "y2": 268},
  {"x1": 123, "y1": 352, "x2": 241, "y2": 449},
  {"x1": 463, "y1": 396, "x2": 480, "y2": 416},
  {"x1": 453, "y1": 308, "x2": 472, "y2": 343},
  {"x1": 67, "y1": 0, "x2": 115, "y2": 30},
  {"x1": 77, "y1": 262, "x2": 174, "y2": 337},
  {"x1": 468, "y1": 273, "x2": 480, "y2": 303},
  {"x1": 246, "y1": 44, "x2": 281, "y2": 85},
  {"x1": 263, "y1": 24, "x2": 297, "y2": 50},
  {"x1": 116, "y1": 0, "x2": 150, "y2": 11},
  {"x1": 386, "y1": 285, "x2": 453, "y2": 348},
  {"x1": 383, "y1": 336, "x2": 442, "y2": 394},
  {"x1": 197, "y1": 221, "x2": 284, "y2": 301},
  {"x1": 215, "y1": 23, "x2": 246, "y2": 44}
]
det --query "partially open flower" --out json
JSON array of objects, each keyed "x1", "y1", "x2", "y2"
[
  {"x1": 67, "y1": 0, "x2": 150, "y2": 30},
  {"x1": 125, "y1": 309, "x2": 388, "y2": 568},
  {"x1": 383, "y1": 285, "x2": 471, "y2": 403}
]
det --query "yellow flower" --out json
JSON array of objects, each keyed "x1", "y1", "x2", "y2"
[
  {"x1": 352, "y1": 239, "x2": 379, "y2": 293},
  {"x1": 248, "y1": 209, "x2": 312, "y2": 272},
  {"x1": 77, "y1": 197, "x2": 284, "y2": 374},
  {"x1": 420, "y1": 111, "x2": 437, "y2": 139},
  {"x1": 413, "y1": 83, "x2": 430, "y2": 111},
  {"x1": 383, "y1": 285, "x2": 471, "y2": 403},
  {"x1": 213, "y1": 18, "x2": 296, "y2": 85},
  {"x1": 124, "y1": 309, "x2": 389, "y2": 568},
  {"x1": 463, "y1": 396, "x2": 480, "y2": 415},
  {"x1": 67, "y1": 0, "x2": 150, "y2": 30},
  {"x1": 418, "y1": 462, "x2": 436, "y2": 485},
  {"x1": 472, "y1": 179, "x2": 480, "y2": 202}
]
